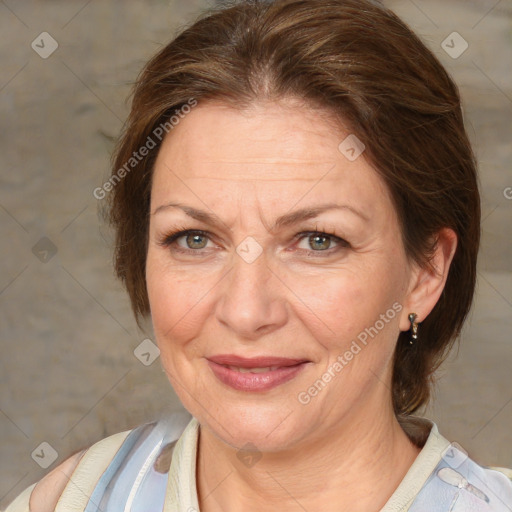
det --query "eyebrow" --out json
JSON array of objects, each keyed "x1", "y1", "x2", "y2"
[{"x1": 153, "y1": 201, "x2": 368, "y2": 230}]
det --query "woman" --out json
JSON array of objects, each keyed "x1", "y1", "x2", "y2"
[{"x1": 5, "y1": 0, "x2": 511, "y2": 510}]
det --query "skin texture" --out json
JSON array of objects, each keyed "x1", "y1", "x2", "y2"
[
  {"x1": 146, "y1": 98, "x2": 457, "y2": 511},
  {"x1": 26, "y1": 98, "x2": 457, "y2": 511}
]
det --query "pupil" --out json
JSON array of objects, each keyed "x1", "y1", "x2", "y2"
[
  {"x1": 311, "y1": 235, "x2": 329, "y2": 250},
  {"x1": 187, "y1": 234, "x2": 206, "y2": 249}
]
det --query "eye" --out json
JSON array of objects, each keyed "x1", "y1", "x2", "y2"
[
  {"x1": 301, "y1": 233, "x2": 331, "y2": 251},
  {"x1": 159, "y1": 228, "x2": 349, "y2": 257},
  {"x1": 181, "y1": 231, "x2": 209, "y2": 249},
  {"x1": 159, "y1": 229, "x2": 215, "y2": 253},
  {"x1": 295, "y1": 231, "x2": 348, "y2": 255}
]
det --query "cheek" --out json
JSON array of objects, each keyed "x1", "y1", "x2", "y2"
[
  {"x1": 289, "y1": 260, "x2": 402, "y2": 352},
  {"x1": 145, "y1": 251, "x2": 213, "y2": 348},
  {"x1": 301, "y1": 275, "x2": 365, "y2": 339}
]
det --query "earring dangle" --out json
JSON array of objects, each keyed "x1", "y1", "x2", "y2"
[{"x1": 408, "y1": 313, "x2": 419, "y2": 345}]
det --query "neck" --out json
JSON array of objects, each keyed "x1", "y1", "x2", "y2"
[{"x1": 196, "y1": 397, "x2": 422, "y2": 512}]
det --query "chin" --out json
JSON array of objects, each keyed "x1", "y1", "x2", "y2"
[{"x1": 197, "y1": 397, "x2": 308, "y2": 452}]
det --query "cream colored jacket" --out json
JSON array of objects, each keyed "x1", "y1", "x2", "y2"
[{"x1": 4, "y1": 415, "x2": 512, "y2": 511}]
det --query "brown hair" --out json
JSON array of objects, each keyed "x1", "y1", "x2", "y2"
[{"x1": 108, "y1": 0, "x2": 480, "y2": 415}]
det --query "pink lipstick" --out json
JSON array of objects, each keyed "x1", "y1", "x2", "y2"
[{"x1": 206, "y1": 355, "x2": 309, "y2": 392}]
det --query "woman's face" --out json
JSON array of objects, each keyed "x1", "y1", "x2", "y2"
[{"x1": 146, "y1": 99, "x2": 418, "y2": 451}]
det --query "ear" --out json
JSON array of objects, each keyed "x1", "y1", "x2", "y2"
[{"x1": 399, "y1": 228, "x2": 458, "y2": 331}]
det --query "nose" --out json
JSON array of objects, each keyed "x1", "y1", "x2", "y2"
[{"x1": 214, "y1": 245, "x2": 288, "y2": 340}]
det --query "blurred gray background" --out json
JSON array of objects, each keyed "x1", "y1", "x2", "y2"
[{"x1": 0, "y1": 0, "x2": 511, "y2": 506}]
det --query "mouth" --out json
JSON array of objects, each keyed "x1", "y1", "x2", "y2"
[
  {"x1": 206, "y1": 355, "x2": 310, "y2": 392},
  {"x1": 223, "y1": 365, "x2": 283, "y2": 373}
]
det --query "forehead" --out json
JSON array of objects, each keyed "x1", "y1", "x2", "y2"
[{"x1": 150, "y1": 99, "x2": 391, "y2": 215}]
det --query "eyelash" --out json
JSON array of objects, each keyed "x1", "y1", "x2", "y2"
[{"x1": 158, "y1": 228, "x2": 349, "y2": 257}]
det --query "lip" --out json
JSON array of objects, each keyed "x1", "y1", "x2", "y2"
[
  {"x1": 208, "y1": 354, "x2": 308, "y2": 367},
  {"x1": 206, "y1": 354, "x2": 310, "y2": 392}
]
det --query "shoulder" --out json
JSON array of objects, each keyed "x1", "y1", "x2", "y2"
[
  {"x1": 8, "y1": 428, "x2": 131, "y2": 512},
  {"x1": 4, "y1": 413, "x2": 192, "y2": 512},
  {"x1": 29, "y1": 449, "x2": 87, "y2": 512}
]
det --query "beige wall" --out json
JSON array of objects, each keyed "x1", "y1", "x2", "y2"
[{"x1": 1, "y1": 0, "x2": 511, "y2": 506}]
